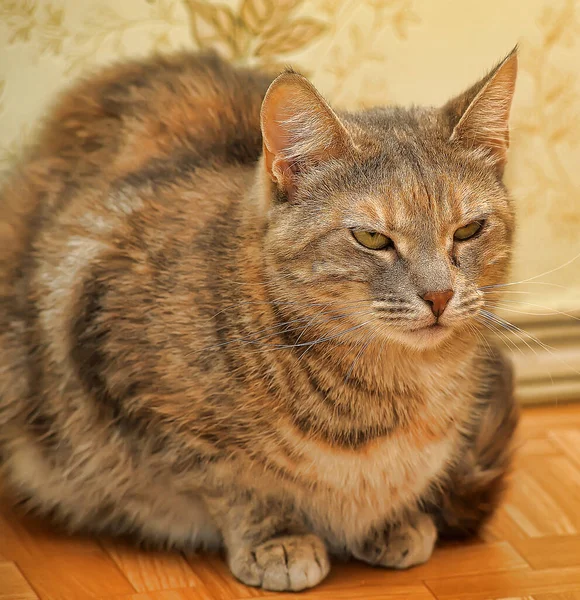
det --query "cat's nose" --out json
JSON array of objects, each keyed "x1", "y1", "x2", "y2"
[{"x1": 420, "y1": 289, "x2": 454, "y2": 318}]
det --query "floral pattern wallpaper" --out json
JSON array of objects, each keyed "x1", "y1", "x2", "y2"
[{"x1": 1, "y1": 0, "x2": 580, "y2": 313}]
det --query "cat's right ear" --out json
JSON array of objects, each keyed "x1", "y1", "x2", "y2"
[{"x1": 260, "y1": 71, "x2": 353, "y2": 197}]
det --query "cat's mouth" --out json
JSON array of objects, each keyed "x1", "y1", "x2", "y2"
[
  {"x1": 410, "y1": 322, "x2": 447, "y2": 332},
  {"x1": 405, "y1": 322, "x2": 453, "y2": 344}
]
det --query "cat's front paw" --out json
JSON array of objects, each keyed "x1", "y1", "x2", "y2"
[
  {"x1": 353, "y1": 512, "x2": 437, "y2": 569},
  {"x1": 228, "y1": 533, "x2": 330, "y2": 591}
]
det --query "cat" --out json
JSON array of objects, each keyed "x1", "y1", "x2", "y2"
[{"x1": 0, "y1": 48, "x2": 519, "y2": 591}]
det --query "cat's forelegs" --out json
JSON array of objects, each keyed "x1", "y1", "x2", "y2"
[
  {"x1": 352, "y1": 512, "x2": 437, "y2": 569},
  {"x1": 204, "y1": 492, "x2": 330, "y2": 591}
]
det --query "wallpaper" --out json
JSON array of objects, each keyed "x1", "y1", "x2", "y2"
[{"x1": 1, "y1": 0, "x2": 580, "y2": 316}]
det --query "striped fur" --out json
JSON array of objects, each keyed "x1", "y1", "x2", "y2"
[{"x1": 0, "y1": 50, "x2": 518, "y2": 591}]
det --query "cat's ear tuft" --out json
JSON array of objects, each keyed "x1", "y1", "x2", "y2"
[
  {"x1": 260, "y1": 71, "x2": 353, "y2": 194},
  {"x1": 444, "y1": 47, "x2": 518, "y2": 174}
]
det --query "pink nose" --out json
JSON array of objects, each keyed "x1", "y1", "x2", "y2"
[{"x1": 421, "y1": 289, "x2": 454, "y2": 318}]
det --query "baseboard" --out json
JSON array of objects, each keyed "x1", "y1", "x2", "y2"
[{"x1": 490, "y1": 311, "x2": 580, "y2": 405}]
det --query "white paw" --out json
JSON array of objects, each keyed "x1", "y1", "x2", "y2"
[
  {"x1": 353, "y1": 513, "x2": 437, "y2": 570},
  {"x1": 381, "y1": 513, "x2": 437, "y2": 569},
  {"x1": 229, "y1": 533, "x2": 330, "y2": 591}
]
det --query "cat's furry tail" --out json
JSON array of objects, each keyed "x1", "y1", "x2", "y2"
[
  {"x1": 426, "y1": 348, "x2": 519, "y2": 538},
  {"x1": 0, "y1": 116, "x2": 71, "y2": 456},
  {"x1": 0, "y1": 168, "x2": 38, "y2": 462}
]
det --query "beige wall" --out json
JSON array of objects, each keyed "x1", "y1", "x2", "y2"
[{"x1": 1, "y1": 0, "x2": 580, "y2": 316}]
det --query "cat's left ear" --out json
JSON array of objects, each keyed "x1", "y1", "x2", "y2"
[{"x1": 443, "y1": 47, "x2": 518, "y2": 174}]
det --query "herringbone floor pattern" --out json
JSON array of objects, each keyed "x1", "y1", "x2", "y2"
[{"x1": 2, "y1": 404, "x2": 580, "y2": 600}]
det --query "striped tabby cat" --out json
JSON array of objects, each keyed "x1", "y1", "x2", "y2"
[{"x1": 0, "y1": 49, "x2": 519, "y2": 591}]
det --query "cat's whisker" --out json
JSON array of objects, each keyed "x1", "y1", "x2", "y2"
[
  {"x1": 483, "y1": 301, "x2": 551, "y2": 318},
  {"x1": 478, "y1": 250, "x2": 580, "y2": 291},
  {"x1": 292, "y1": 301, "x2": 355, "y2": 346},
  {"x1": 474, "y1": 319, "x2": 516, "y2": 356},
  {"x1": 242, "y1": 306, "x2": 375, "y2": 342},
  {"x1": 466, "y1": 322, "x2": 495, "y2": 360},
  {"x1": 274, "y1": 318, "x2": 378, "y2": 351},
  {"x1": 485, "y1": 301, "x2": 571, "y2": 319},
  {"x1": 246, "y1": 314, "x2": 354, "y2": 346},
  {"x1": 475, "y1": 316, "x2": 524, "y2": 356},
  {"x1": 265, "y1": 314, "x2": 379, "y2": 349},
  {"x1": 479, "y1": 314, "x2": 560, "y2": 398},
  {"x1": 207, "y1": 296, "x2": 414, "y2": 352},
  {"x1": 481, "y1": 282, "x2": 568, "y2": 293},
  {"x1": 209, "y1": 298, "x2": 373, "y2": 319},
  {"x1": 469, "y1": 325, "x2": 494, "y2": 358},
  {"x1": 344, "y1": 333, "x2": 377, "y2": 383},
  {"x1": 295, "y1": 313, "x2": 378, "y2": 360},
  {"x1": 484, "y1": 298, "x2": 580, "y2": 322},
  {"x1": 511, "y1": 250, "x2": 580, "y2": 285},
  {"x1": 479, "y1": 313, "x2": 557, "y2": 393},
  {"x1": 482, "y1": 289, "x2": 557, "y2": 295},
  {"x1": 198, "y1": 308, "x2": 376, "y2": 353},
  {"x1": 480, "y1": 310, "x2": 580, "y2": 378},
  {"x1": 481, "y1": 311, "x2": 541, "y2": 358}
]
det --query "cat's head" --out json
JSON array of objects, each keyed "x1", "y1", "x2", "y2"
[{"x1": 259, "y1": 49, "x2": 517, "y2": 351}]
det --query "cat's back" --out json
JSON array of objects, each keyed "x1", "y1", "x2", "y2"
[
  {"x1": 0, "y1": 53, "x2": 273, "y2": 434},
  {"x1": 32, "y1": 51, "x2": 272, "y2": 179},
  {"x1": 0, "y1": 51, "x2": 272, "y2": 301}
]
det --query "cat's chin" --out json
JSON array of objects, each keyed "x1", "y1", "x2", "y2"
[{"x1": 388, "y1": 323, "x2": 456, "y2": 351}]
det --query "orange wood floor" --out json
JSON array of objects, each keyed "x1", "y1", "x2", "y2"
[{"x1": 2, "y1": 404, "x2": 580, "y2": 600}]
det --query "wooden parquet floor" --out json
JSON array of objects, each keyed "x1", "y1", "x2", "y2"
[{"x1": 2, "y1": 404, "x2": 580, "y2": 600}]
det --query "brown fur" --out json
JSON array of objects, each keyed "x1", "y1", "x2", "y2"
[{"x1": 0, "y1": 49, "x2": 519, "y2": 591}]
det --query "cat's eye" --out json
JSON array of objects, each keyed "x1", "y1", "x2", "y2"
[
  {"x1": 352, "y1": 230, "x2": 392, "y2": 250},
  {"x1": 454, "y1": 220, "x2": 483, "y2": 241}
]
